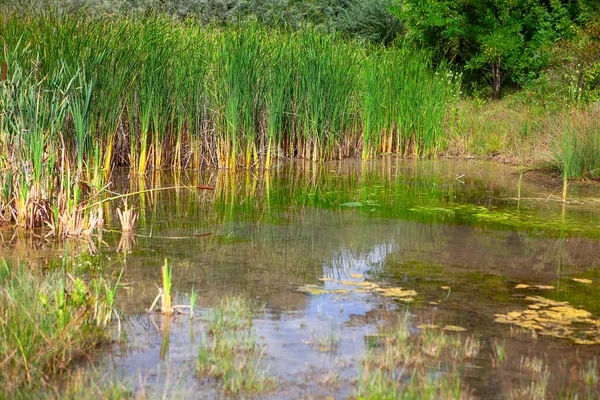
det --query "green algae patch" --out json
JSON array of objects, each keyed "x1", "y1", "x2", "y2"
[
  {"x1": 495, "y1": 295, "x2": 600, "y2": 344},
  {"x1": 408, "y1": 203, "x2": 595, "y2": 238}
]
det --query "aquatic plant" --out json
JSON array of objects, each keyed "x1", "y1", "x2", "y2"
[
  {"x1": 0, "y1": 12, "x2": 457, "y2": 167},
  {"x1": 189, "y1": 284, "x2": 198, "y2": 319},
  {"x1": 162, "y1": 259, "x2": 173, "y2": 315},
  {"x1": 357, "y1": 312, "x2": 476, "y2": 399},
  {"x1": 148, "y1": 259, "x2": 193, "y2": 316},
  {"x1": 492, "y1": 340, "x2": 506, "y2": 366},
  {"x1": 494, "y1": 295, "x2": 600, "y2": 344},
  {"x1": 116, "y1": 201, "x2": 138, "y2": 232},
  {"x1": 0, "y1": 258, "x2": 121, "y2": 396},
  {"x1": 197, "y1": 296, "x2": 271, "y2": 394},
  {"x1": 510, "y1": 357, "x2": 551, "y2": 400},
  {"x1": 0, "y1": 9, "x2": 459, "y2": 231}
]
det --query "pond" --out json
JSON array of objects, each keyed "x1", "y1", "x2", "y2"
[{"x1": 6, "y1": 158, "x2": 600, "y2": 398}]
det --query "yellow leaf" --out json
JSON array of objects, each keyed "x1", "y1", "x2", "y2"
[
  {"x1": 572, "y1": 278, "x2": 593, "y2": 284},
  {"x1": 442, "y1": 325, "x2": 467, "y2": 332},
  {"x1": 379, "y1": 288, "x2": 418, "y2": 298},
  {"x1": 339, "y1": 280, "x2": 379, "y2": 289},
  {"x1": 416, "y1": 324, "x2": 439, "y2": 330}
]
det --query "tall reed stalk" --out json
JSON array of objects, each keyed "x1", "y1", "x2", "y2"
[{"x1": 0, "y1": 9, "x2": 459, "y2": 230}]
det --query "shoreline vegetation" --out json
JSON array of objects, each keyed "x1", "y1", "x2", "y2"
[
  {"x1": 1, "y1": 3, "x2": 599, "y2": 397},
  {"x1": 0, "y1": 3, "x2": 599, "y2": 235},
  {"x1": 0, "y1": 10, "x2": 459, "y2": 234},
  {"x1": 0, "y1": 257, "x2": 124, "y2": 399}
]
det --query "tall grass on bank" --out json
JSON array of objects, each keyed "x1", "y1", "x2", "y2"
[
  {"x1": 552, "y1": 108, "x2": 600, "y2": 183},
  {"x1": 447, "y1": 97, "x2": 600, "y2": 183},
  {"x1": 0, "y1": 258, "x2": 121, "y2": 397}
]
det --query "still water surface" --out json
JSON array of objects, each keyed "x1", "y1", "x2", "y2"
[{"x1": 11, "y1": 158, "x2": 600, "y2": 398}]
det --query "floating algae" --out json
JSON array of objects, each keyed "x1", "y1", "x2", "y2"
[
  {"x1": 515, "y1": 284, "x2": 530, "y2": 289},
  {"x1": 373, "y1": 285, "x2": 417, "y2": 302},
  {"x1": 297, "y1": 285, "x2": 349, "y2": 295},
  {"x1": 339, "y1": 280, "x2": 380, "y2": 290},
  {"x1": 298, "y1": 277, "x2": 417, "y2": 302},
  {"x1": 494, "y1": 295, "x2": 600, "y2": 344}
]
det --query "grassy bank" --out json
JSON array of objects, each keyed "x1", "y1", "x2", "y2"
[
  {"x1": 449, "y1": 97, "x2": 600, "y2": 181},
  {"x1": 0, "y1": 258, "x2": 122, "y2": 398}
]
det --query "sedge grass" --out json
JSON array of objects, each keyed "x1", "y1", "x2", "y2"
[
  {"x1": 0, "y1": 8, "x2": 458, "y2": 231},
  {"x1": 0, "y1": 258, "x2": 121, "y2": 397},
  {"x1": 0, "y1": 10, "x2": 457, "y2": 171},
  {"x1": 357, "y1": 314, "x2": 478, "y2": 399},
  {"x1": 197, "y1": 296, "x2": 271, "y2": 394}
]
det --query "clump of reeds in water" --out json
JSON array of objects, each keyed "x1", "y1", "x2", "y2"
[
  {"x1": 0, "y1": 41, "x2": 107, "y2": 235},
  {"x1": 148, "y1": 259, "x2": 194, "y2": 316},
  {"x1": 0, "y1": 11, "x2": 458, "y2": 172},
  {"x1": 0, "y1": 10, "x2": 459, "y2": 232},
  {"x1": 358, "y1": 314, "x2": 479, "y2": 399},
  {"x1": 197, "y1": 297, "x2": 271, "y2": 394},
  {"x1": 116, "y1": 200, "x2": 137, "y2": 232}
]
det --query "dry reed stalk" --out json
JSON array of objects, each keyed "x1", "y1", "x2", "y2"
[{"x1": 116, "y1": 201, "x2": 137, "y2": 232}]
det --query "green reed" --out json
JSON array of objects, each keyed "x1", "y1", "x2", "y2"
[{"x1": 0, "y1": 9, "x2": 458, "y2": 229}]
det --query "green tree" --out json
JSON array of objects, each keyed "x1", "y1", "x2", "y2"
[
  {"x1": 335, "y1": 0, "x2": 404, "y2": 45},
  {"x1": 393, "y1": 0, "x2": 580, "y2": 99}
]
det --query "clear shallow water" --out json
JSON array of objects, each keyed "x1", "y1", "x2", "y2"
[{"x1": 5, "y1": 158, "x2": 600, "y2": 398}]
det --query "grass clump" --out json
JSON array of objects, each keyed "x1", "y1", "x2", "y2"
[
  {"x1": 197, "y1": 297, "x2": 271, "y2": 395},
  {"x1": 510, "y1": 356, "x2": 551, "y2": 400},
  {"x1": 0, "y1": 259, "x2": 121, "y2": 397},
  {"x1": 40, "y1": 370, "x2": 130, "y2": 400},
  {"x1": 552, "y1": 108, "x2": 600, "y2": 181},
  {"x1": 357, "y1": 314, "x2": 478, "y2": 399}
]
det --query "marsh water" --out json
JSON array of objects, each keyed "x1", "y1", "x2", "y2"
[{"x1": 6, "y1": 158, "x2": 600, "y2": 398}]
